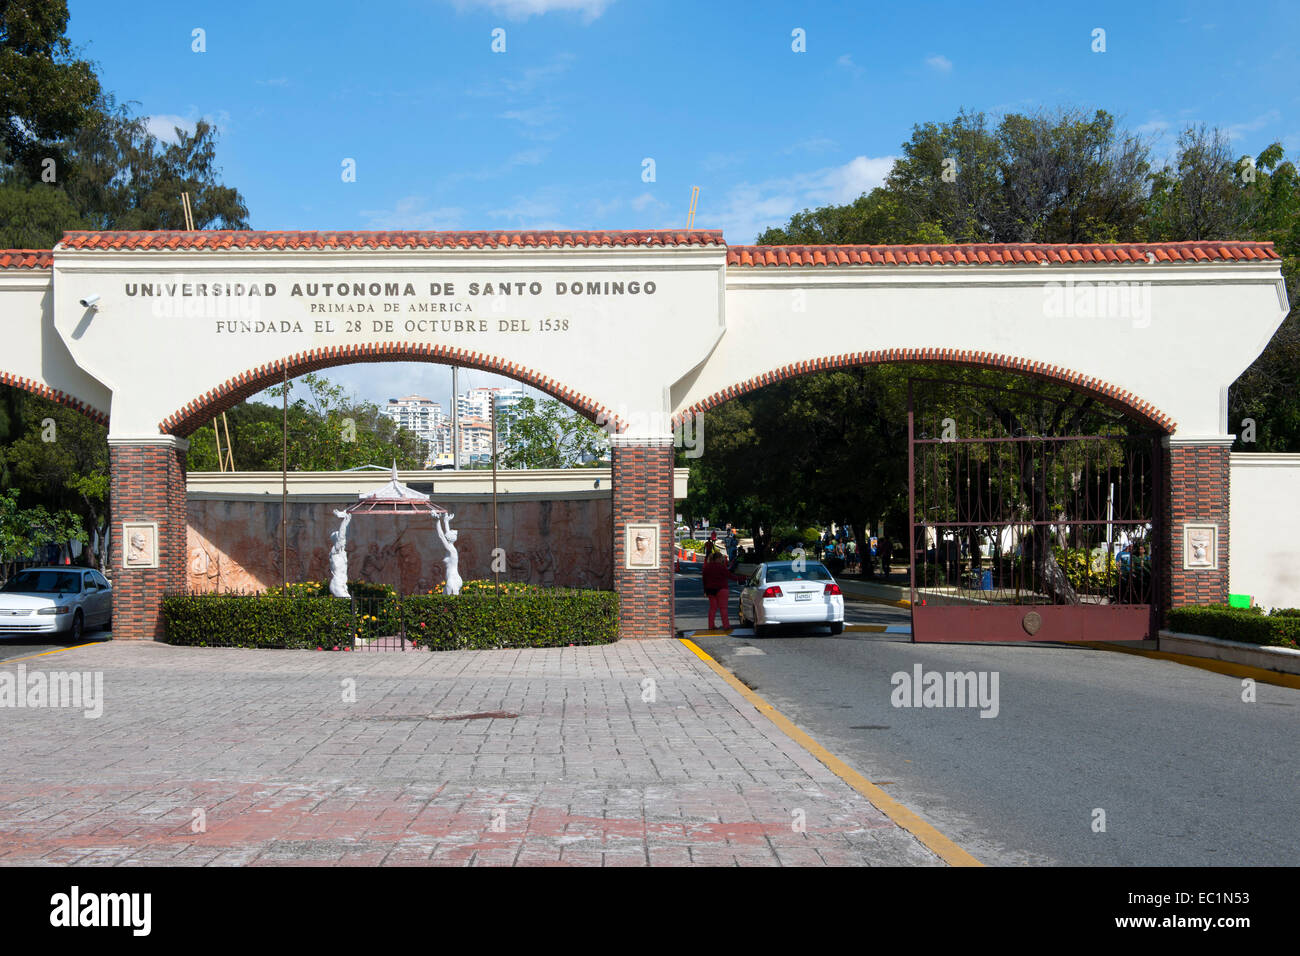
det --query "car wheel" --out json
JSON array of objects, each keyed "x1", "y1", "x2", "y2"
[
  {"x1": 69, "y1": 610, "x2": 84, "y2": 642},
  {"x1": 829, "y1": 621, "x2": 844, "y2": 635}
]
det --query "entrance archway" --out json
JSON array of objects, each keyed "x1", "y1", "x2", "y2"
[{"x1": 1, "y1": 231, "x2": 1285, "y2": 642}]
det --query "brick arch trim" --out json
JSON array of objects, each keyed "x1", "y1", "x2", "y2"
[
  {"x1": 0, "y1": 371, "x2": 109, "y2": 425},
  {"x1": 159, "y1": 342, "x2": 623, "y2": 436},
  {"x1": 673, "y1": 348, "x2": 1176, "y2": 433}
]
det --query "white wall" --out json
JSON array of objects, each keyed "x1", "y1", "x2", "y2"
[{"x1": 1230, "y1": 453, "x2": 1300, "y2": 610}]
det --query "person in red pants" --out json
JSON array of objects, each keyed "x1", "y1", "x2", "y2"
[{"x1": 702, "y1": 550, "x2": 731, "y2": 630}]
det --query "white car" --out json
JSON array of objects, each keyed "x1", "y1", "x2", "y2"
[
  {"x1": 0, "y1": 568, "x2": 113, "y2": 641},
  {"x1": 738, "y1": 560, "x2": 845, "y2": 636}
]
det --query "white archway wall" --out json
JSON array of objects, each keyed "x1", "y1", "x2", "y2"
[{"x1": 673, "y1": 263, "x2": 1289, "y2": 438}]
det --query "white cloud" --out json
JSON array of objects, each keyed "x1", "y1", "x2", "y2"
[
  {"x1": 711, "y1": 154, "x2": 899, "y2": 243},
  {"x1": 450, "y1": 0, "x2": 613, "y2": 21},
  {"x1": 630, "y1": 192, "x2": 659, "y2": 212},
  {"x1": 358, "y1": 197, "x2": 464, "y2": 230},
  {"x1": 925, "y1": 54, "x2": 952, "y2": 73},
  {"x1": 1227, "y1": 110, "x2": 1281, "y2": 141},
  {"x1": 145, "y1": 114, "x2": 195, "y2": 141},
  {"x1": 144, "y1": 109, "x2": 233, "y2": 142}
]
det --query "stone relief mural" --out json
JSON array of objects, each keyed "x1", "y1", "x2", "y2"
[{"x1": 185, "y1": 497, "x2": 613, "y2": 593}]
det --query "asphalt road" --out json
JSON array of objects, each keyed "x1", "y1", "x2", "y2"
[
  {"x1": 676, "y1": 574, "x2": 1300, "y2": 866},
  {"x1": 0, "y1": 632, "x2": 111, "y2": 662}
]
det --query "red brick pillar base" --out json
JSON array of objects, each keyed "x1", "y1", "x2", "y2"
[
  {"x1": 1162, "y1": 437, "x2": 1231, "y2": 616},
  {"x1": 611, "y1": 438, "x2": 675, "y2": 639},
  {"x1": 108, "y1": 436, "x2": 189, "y2": 640}
]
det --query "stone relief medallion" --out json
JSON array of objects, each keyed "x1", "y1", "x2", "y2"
[
  {"x1": 122, "y1": 522, "x2": 159, "y2": 569},
  {"x1": 1183, "y1": 524, "x2": 1218, "y2": 570},
  {"x1": 625, "y1": 523, "x2": 659, "y2": 570},
  {"x1": 1022, "y1": 611, "x2": 1042, "y2": 636}
]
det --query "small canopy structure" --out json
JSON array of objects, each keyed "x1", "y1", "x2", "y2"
[
  {"x1": 328, "y1": 465, "x2": 459, "y2": 598},
  {"x1": 344, "y1": 465, "x2": 449, "y2": 516}
]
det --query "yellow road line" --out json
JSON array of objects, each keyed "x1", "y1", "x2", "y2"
[
  {"x1": 1, "y1": 642, "x2": 100, "y2": 664},
  {"x1": 1081, "y1": 641, "x2": 1300, "y2": 690},
  {"x1": 679, "y1": 637, "x2": 982, "y2": 867}
]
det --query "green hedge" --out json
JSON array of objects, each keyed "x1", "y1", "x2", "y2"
[
  {"x1": 161, "y1": 593, "x2": 354, "y2": 648},
  {"x1": 1166, "y1": 605, "x2": 1300, "y2": 650},
  {"x1": 161, "y1": 587, "x2": 619, "y2": 650},
  {"x1": 402, "y1": 591, "x2": 619, "y2": 650}
]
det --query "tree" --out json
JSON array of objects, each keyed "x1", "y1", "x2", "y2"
[
  {"x1": 0, "y1": 393, "x2": 108, "y2": 566},
  {"x1": 185, "y1": 374, "x2": 424, "y2": 472},
  {"x1": 0, "y1": 0, "x2": 99, "y2": 180},
  {"x1": 0, "y1": 487, "x2": 85, "y2": 579},
  {"x1": 499, "y1": 396, "x2": 607, "y2": 469}
]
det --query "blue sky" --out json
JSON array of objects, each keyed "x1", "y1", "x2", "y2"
[{"x1": 63, "y1": 0, "x2": 1299, "y2": 410}]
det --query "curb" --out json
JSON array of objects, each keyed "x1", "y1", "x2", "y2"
[
  {"x1": 678, "y1": 637, "x2": 982, "y2": 867},
  {"x1": 678, "y1": 623, "x2": 912, "y2": 638},
  {"x1": 1083, "y1": 638, "x2": 1300, "y2": 689}
]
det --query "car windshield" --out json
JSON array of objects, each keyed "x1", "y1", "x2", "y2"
[
  {"x1": 766, "y1": 564, "x2": 833, "y2": 583},
  {"x1": 1, "y1": 571, "x2": 81, "y2": 594}
]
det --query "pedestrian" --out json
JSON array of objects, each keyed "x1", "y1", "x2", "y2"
[
  {"x1": 846, "y1": 538, "x2": 857, "y2": 572},
  {"x1": 702, "y1": 550, "x2": 732, "y2": 630},
  {"x1": 724, "y1": 527, "x2": 738, "y2": 570},
  {"x1": 880, "y1": 536, "x2": 893, "y2": 578}
]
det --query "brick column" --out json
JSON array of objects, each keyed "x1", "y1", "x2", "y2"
[
  {"x1": 108, "y1": 436, "x2": 189, "y2": 640},
  {"x1": 611, "y1": 437, "x2": 675, "y2": 639},
  {"x1": 1162, "y1": 436, "x2": 1232, "y2": 613}
]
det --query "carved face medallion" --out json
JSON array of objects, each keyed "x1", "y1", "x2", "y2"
[{"x1": 1022, "y1": 611, "x2": 1042, "y2": 636}]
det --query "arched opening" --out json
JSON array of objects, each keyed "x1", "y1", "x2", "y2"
[
  {"x1": 674, "y1": 354, "x2": 1169, "y2": 644},
  {"x1": 167, "y1": 353, "x2": 618, "y2": 609}
]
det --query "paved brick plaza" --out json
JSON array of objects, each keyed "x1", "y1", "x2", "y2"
[{"x1": 0, "y1": 640, "x2": 939, "y2": 866}]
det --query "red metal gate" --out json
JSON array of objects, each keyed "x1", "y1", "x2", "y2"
[{"x1": 907, "y1": 377, "x2": 1159, "y2": 643}]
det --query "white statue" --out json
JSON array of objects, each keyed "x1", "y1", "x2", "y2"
[
  {"x1": 434, "y1": 511, "x2": 461, "y2": 596},
  {"x1": 329, "y1": 509, "x2": 351, "y2": 598}
]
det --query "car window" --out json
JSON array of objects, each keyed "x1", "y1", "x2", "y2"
[
  {"x1": 84, "y1": 572, "x2": 97, "y2": 590},
  {"x1": 92, "y1": 571, "x2": 110, "y2": 589},
  {"x1": 765, "y1": 564, "x2": 833, "y2": 583},
  {"x1": 1, "y1": 570, "x2": 81, "y2": 593}
]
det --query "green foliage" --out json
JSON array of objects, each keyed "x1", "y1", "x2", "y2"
[
  {"x1": 0, "y1": 0, "x2": 100, "y2": 180},
  {"x1": 160, "y1": 587, "x2": 620, "y2": 650},
  {"x1": 1166, "y1": 605, "x2": 1300, "y2": 650},
  {"x1": 0, "y1": 484, "x2": 86, "y2": 566},
  {"x1": 0, "y1": 392, "x2": 108, "y2": 561},
  {"x1": 186, "y1": 373, "x2": 424, "y2": 471},
  {"x1": 499, "y1": 396, "x2": 607, "y2": 469},
  {"x1": 401, "y1": 590, "x2": 619, "y2": 650},
  {"x1": 1053, "y1": 547, "x2": 1119, "y2": 592},
  {"x1": 160, "y1": 592, "x2": 354, "y2": 649}
]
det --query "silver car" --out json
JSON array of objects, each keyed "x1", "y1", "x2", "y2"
[
  {"x1": 738, "y1": 560, "x2": 845, "y2": 636},
  {"x1": 0, "y1": 568, "x2": 113, "y2": 641}
]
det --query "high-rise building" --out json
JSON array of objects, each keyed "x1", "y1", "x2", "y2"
[{"x1": 381, "y1": 395, "x2": 447, "y2": 466}]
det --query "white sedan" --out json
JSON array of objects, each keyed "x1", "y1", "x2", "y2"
[
  {"x1": 738, "y1": 560, "x2": 845, "y2": 636},
  {"x1": 0, "y1": 568, "x2": 113, "y2": 641}
]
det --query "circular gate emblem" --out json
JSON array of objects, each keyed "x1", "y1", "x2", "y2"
[{"x1": 1022, "y1": 611, "x2": 1043, "y2": 636}]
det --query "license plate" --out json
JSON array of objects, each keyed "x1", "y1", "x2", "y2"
[{"x1": 795, "y1": 593, "x2": 812, "y2": 602}]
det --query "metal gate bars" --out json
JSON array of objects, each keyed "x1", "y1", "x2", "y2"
[{"x1": 907, "y1": 377, "x2": 1159, "y2": 643}]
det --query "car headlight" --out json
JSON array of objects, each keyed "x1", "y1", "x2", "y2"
[{"x1": 37, "y1": 606, "x2": 71, "y2": 615}]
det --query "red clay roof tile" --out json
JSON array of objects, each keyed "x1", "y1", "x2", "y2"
[
  {"x1": 3, "y1": 236, "x2": 1280, "y2": 269},
  {"x1": 725, "y1": 240, "x2": 1278, "y2": 267},
  {"x1": 0, "y1": 250, "x2": 54, "y2": 269},
  {"x1": 54, "y1": 229, "x2": 727, "y2": 253}
]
